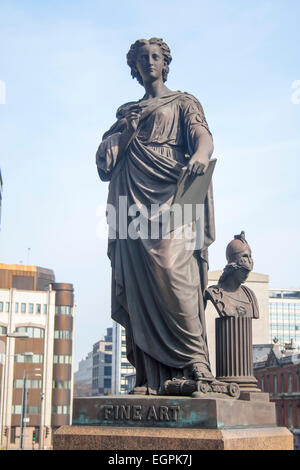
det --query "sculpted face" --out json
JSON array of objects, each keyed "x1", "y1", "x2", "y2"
[
  {"x1": 232, "y1": 246, "x2": 253, "y2": 284},
  {"x1": 235, "y1": 246, "x2": 253, "y2": 272},
  {"x1": 135, "y1": 44, "x2": 165, "y2": 85}
]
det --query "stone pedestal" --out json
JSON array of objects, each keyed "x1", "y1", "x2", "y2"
[
  {"x1": 216, "y1": 316, "x2": 260, "y2": 391},
  {"x1": 53, "y1": 425, "x2": 293, "y2": 450},
  {"x1": 53, "y1": 395, "x2": 294, "y2": 450}
]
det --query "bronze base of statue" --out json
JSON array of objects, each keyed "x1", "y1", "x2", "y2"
[
  {"x1": 53, "y1": 394, "x2": 294, "y2": 450},
  {"x1": 164, "y1": 377, "x2": 240, "y2": 399}
]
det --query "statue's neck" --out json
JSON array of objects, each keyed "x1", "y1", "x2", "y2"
[{"x1": 143, "y1": 80, "x2": 171, "y2": 99}]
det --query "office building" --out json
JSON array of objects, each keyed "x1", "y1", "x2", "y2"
[
  {"x1": 111, "y1": 322, "x2": 135, "y2": 394},
  {"x1": 269, "y1": 289, "x2": 300, "y2": 349},
  {"x1": 0, "y1": 263, "x2": 75, "y2": 450},
  {"x1": 92, "y1": 327, "x2": 113, "y2": 395},
  {"x1": 73, "y1": 352, "x2": 93, "y2": 397}
]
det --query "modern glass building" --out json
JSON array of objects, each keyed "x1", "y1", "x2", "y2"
[
  {"x1": 112, "y1": 322, "x2": 135, "y2": 394},
  {"x1": 269, "y1": 289, "x2": 300, "y2": 348}
]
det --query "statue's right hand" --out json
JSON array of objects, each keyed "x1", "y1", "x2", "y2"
[{"x1": 125, "y1": 111, "x2": 140, "y2": 133}]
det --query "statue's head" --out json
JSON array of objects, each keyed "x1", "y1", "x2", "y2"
[
  {"x1": 127, "y1": 38, "x2": 172, "y2": 86},
  {"x1": 219, "y1": 232, "x2": 254, "y2": 285}
]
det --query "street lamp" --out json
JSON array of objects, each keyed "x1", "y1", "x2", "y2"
[
  {"x1": 19, "y1": 354, "x2": 38, "y2": 451},
  {"x1": 0, "y1": 332, "x2": 30, "y2": 450}
]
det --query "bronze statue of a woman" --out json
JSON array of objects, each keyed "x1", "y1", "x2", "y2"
[{"x1": 96, "y1": 38, "x2": 215, "y2": 395}]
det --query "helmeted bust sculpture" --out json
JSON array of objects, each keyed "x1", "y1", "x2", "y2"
[{"x1": 205, "y1": 231, "x2": 259, "y2": 319}]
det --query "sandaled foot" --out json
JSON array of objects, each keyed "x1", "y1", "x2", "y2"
[{"x1": 191, "y1": 363, "x2": 214, "y2": 382}]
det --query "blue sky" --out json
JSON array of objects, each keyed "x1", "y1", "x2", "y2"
[{"x1": 0, "y1": 0, "x2": 299, "y2": 368}]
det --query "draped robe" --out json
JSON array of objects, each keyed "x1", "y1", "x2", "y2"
[{"x1": 96, "y1": 91, "x2": 215, "y2": 394}]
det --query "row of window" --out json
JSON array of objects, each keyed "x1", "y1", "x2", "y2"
[
  {"x1": 269, "y1": 303, "x2": 300, "y2": 313},
  {"x1": 54, "y1": 330, "x2": 72, "y2": 340},
  {"x1": 12, "y1": 405, "x2": 41, "y2": 415},
  {"x1": 16, "y1": 326, "x2": 45, "y2": 338},
  {"x1": 53, "y1": 355, "x2": 72, "y2": 364},
  {"x1": 270, "y1": 314, "x2": 300, "y2": 322},
  {"x1": 0, "y1": 303, "x2": 73, "y2": 315},
  {"x1": 53, "y1": 380, "x2": 71, "y2": 389},
  {"x1": 14, "y1": 354, "x2": 43, "y2": 363},
  {"x1": 14, "y1": 379, "x2": 42, "y2": 389},
  {"x1": 260, "y1": 372, "x2": 300, "y2": 394},
  {"x1": 0, "y1": 302, "x2": 47, "y2": 314},
  {"x1": 52, "y1": 405, "x2": 70, "y2": 415},
  {"x1": 270, "y1": 324, "x2": 300, "y2": 331},
  {"x1": 55, "y1": 306, "x2": 73, "y2": 316},
  {"x1": 12, "y1": 405, "x2": 70, "y2": 415},
  {"x1": 13, "y1": 379, "x2": 72, "y2": 389}
]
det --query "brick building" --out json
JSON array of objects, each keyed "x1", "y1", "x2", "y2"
[{"x1": 254, "y1": 343, "x2": 300, "y2": 450}]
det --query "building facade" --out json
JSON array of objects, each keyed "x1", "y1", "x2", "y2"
[
  {"x1": 269, "y1": 289, "x2": 300, "y2": 349},
  {"x1": 0, "y1": 263, "x2": 75, "y2": 450},
  {"x1": 112, "y1": 322, "x2": 135, "y2": 394},
  {"x1": 73, "y1": 352, "x2": 93, "y2": 397},
  {"x1": 254, "y1": 343, "x2": 300, "y2": 450},
  {"x1": 91, "y1": 327, "x2": 113, "y2": 395}
]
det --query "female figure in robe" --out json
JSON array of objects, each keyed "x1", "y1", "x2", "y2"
[{"x1": 96, "y1": 38, "x2": 215, "y2": 394}]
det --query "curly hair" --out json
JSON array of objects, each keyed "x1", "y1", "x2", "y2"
[{"x1": 127, "y1": 38, "x2": 172, "y2": 86}]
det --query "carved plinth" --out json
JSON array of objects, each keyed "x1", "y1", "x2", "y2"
[
  {"x1": 215, "y1": 316, "x2": 260, "y2": 391},
  {"x1": 70, "y1": 395, "x2": 276, "y2": 429},
  {"x1": 53, "y1": 396, "x2": 294, "y2": 450}
]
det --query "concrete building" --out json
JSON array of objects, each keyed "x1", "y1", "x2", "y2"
[
  {"x1": 0, "y1": 263, "x2": 75, "y2": 450},
  {"x1": 112, "y1": 322, "x2": 135, "y2": 394},
  {"x1": 269, "y1": 289, "x2": 300, "y2": 349},
  {"x1": 92, "y1": 327, "x2": 113, "y2": 395},
  {"x1": 73, "y1": 352, "x2": 93, "y2": 397},
  {"x1": 254, "y1": 343, "x2": 300, "y2": 450}
]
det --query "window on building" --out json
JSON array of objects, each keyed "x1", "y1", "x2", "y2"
[
  {"x1": 104, "y1": 366, "x2": 112, "y2": 376},
  {"x1": 52, "y1": 405, "x2": 70, "y2": 415},
  {"x1": 281, "y1": 374, "x2": 285, "y2": 393},
  {"x1": 21, "y1": 303, "x2": 26, "y2": 313},
  {"x1": 12, "y1": 405, "x2": 22, "y2": 414},
  {"x1": 16, "y1": 326, "x2": 45, "y2": 338},
  {"x1": 105, "y1": 345, "x2": 112, "y2": 351},
  {"x1": 14, "y1": 379, "x2": 42, "y2": 388},
  {"x1": 14, "y1": 354, "x2": 43, "y2": 364},
  {"x1": 53, "y1": 355, "x2": 72, "y2": 364},
  {"x1": 10, "y1": 427, "x2": 16, "y2": 444},
  {"x1": 28, "y1": 303, "x2": 34, "y2": 313},
  {"x1": 54, "y1": 330, "x2": 71, "y2": 340},
  {"x1": 0, "y1": 326, "x2": 7, "y2": 336},
  {"x1": 43, "y1": 304, "x2": 47, "y2": 314},
  {"x1": 0, "y1": 302, "x2": 3, "y2": 312},
  {"x1": 288, "y1": 404, "x2": 294, "y2": 427},
  {"x1": 15, "y1": 302, "x2": 19, "y2": 313},
  {"x1": 288, "y1": 373, "x2": 293, "y2": 393},
  {"x1": 104, "y1": 378, "x2": 111, "y2": 388},
  {"x1": 36, "y1": 304, "x2": 41, "y2": 314},
  {"x1": 104, "y1": 354, "x2": 112, "y2": 364},
  {"x1": 55, "y1": 305, "x2": 72, "y2": 316},
  {"x1": 5, "y1": 302, "x2": 10, "y2": 313},
  {"x1": 273, "y1": 375, "x2": 278, "y2": 393},
  {"x1": 53, "y1": 380, "x2": 71, "y2": 389}
]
